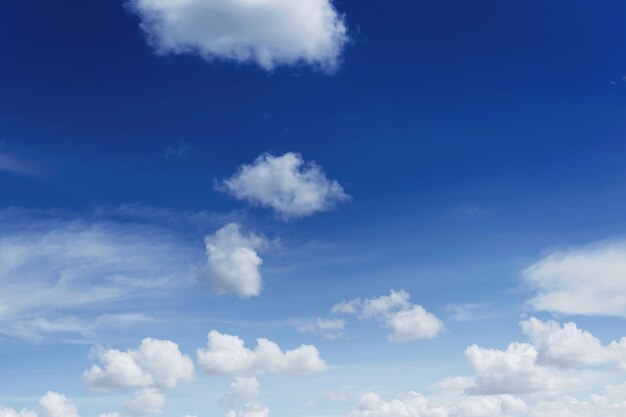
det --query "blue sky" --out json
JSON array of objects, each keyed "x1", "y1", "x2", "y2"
[{"x1": 1, "y1": 1, "x2": 626, "y2": 417}]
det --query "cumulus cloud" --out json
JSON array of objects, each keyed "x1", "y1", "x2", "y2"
[
  {"x1": 521, "y1": 317, "x2": 626, "y2": 371},
  {"x1": 524, "y1": 240, "x2": 626, "y2": 317},
  {"x1": 221, "y1": 377, "x2": 260, "y2": 407},
  {"x1": 39, "y1": 392, "x2": 79, "y2": 417},
  {"x1": 464, "y1": 343, "x2": 582, "y2": 395},
  {"x1": 332, "y1": 290, "x2": 444, "y2": 341},
  {"x1": 221, "y1": 377, "x2": 269, "y2": 417},
  {"x1": 204, "y1": 223, "x2": 267, "y2": 297},
  {"x1": 218, "y1": 153, "x2": 349, "y2": 219},
  {"x1": 83, "y1": 338, "x2": 194, "y2": 391},
  {"x1": 197, "y1": 330, "x2": 327, "y2": 376},
  {"x1": 0, "y1": 409, "x2": 37, "y2": 417},
  {"x1": 123, "y1": 389, "x2": 166, "y2": 416},
  {"x1": 296, "y1": 318, "x2": 345, "y2": 340},
  {"x1": 128, "y1": 0, "x2": 348, "y2": 71}
]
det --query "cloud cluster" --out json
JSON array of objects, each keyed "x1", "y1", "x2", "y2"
[
  {"x1": 524, "y1": 240, "x2": 626, "y2": 317},
  {"x1": 204, "y1": 223, "x2": 267, "y2": 297},
  {"x1": 129, "y1": 0, "x2": 348, "y2": 71},
  {"x1": 332, "y1": 290, "x2": 444, "y2": 341},
  {"x1": 218, "y1": 152, "x2": 349, "y2": 219},
  {"x1": 197, "y1": 330, "x2": 327, "y2": 376},
  {"x1": 84, "y1": 338, "x2": 193, "y2": 416},
  {"x1": 349, "y1": 317, "x2": 626, "y2": 417}
]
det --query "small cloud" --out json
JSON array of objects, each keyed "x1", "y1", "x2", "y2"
[
  {"x1": 332, "y1": 290, "x2": 444, "y2": 342},
  {"x1": 296, "y1": 318, "x2": 346, "y2": 340},
  {"x1": 217, "y1": 152, "x2": 350, "y2": 219},
  {"x1": 444, "y1": 303, "x2": 491, "y2": 322},
  {"x1": 0, "y1": 152, "x2": 39, "y2": 176},
  {"x1": 164, "y1": 141, "x2": 195, "y2": 161}
]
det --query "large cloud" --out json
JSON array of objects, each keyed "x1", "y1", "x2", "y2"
[
  {"x1": 196, "y1": 330, "x2": 327, "y2": 376},
  {"x1": 83, "y1": 338, "x2": 194, "y2": 391},
  {"x1": 524, "y1": 240, "x2": 626, "y2": 317},
  {"x1": 332, "y1": 290, "x2": 444, "y2": 341},
  {"x1": 128, "y1": 0, "x2": 348, "y2": 71},
  {"x1": 204, "y1": 223, "x2": 267, "y2": 297},
  {"x1": 39, "y1": 392, "x2": 79, "y2": 417},
  {"x1": 218, "y1": 153, "x2": 349, "y2": 219}
]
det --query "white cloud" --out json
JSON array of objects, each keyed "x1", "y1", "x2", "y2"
[
  {"x1": 332, "y1": 290, "x2": 444, "y2": 341},
  {"x1": 296, "y1": 318, "x2": 345, "y2": 340},
  {"x1": 128, "y1": 0, "x2": 348, "y2": 71},
  {"x1": 348, "y1": 392, "x2": 527, "y2": 417},
  {"x1": 221, "y1": 377, "x2": 260, "y2": 407},
  {"x1": 124, "y1": 389, "x2": 166, "y2": 416},
  {"x1": 521, "y1": 317, "x2": 626, "y2": 371},
  {"x1": 0, "y1": 214, "x2": 196, "y2": 341},
  {"x1": 196, "y1": 330, "x2": 327, "y2": 376},
  {"x1": 99, "y1": 414, "x2": 121, "y2": 417},
  {"x1": 204, "y1": 223, "x2": 267, "y2": 297},
  {"x1": 218, "y1": 153, "x2": 349, "y2": 219},
  {"x1": 39, "y1": 392, "x2": 79, "y2": 417},
  {"x1": 464, "y1": 343, "x2": 582, "y2": 395},
  {"x1": 0, "y1": 409, "x2": 37, "y2": 417},
  {"x1": 524, "y1": 240, "x2": 626, "y2": 317},
  {"x1": 221, "y1": 377, "x2": 269, "y2": 417},
  {"x1": 84, "y1": 338, "x2": 194, "y2": 391}
]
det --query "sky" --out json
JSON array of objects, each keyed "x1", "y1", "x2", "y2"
[{"x1": 1, "y1": 0, "x2": 626, "y2": 416}]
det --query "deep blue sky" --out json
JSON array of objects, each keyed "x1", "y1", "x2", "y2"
[{"x1": 2, "y1": 1, "x2": 626, "y2": 417}]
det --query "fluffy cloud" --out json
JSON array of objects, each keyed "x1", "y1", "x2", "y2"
[
  {"x1": 221, "y1": 377, "x2": 269, "y2": 417},
  {"x1": 296, "y1": 318, "x2": 346, "y2": 340},
  {"x1": 128, "y1": 0, "x2": 348, "y2": 71},
  {"x1": 197, "y1": 330, "x2": 327, "y2": 376},
  {"x1": 521, "y1": 317, "x2": 626, "y2": 371},
  {"x1": 524, "y1": 240, "x2": 626, "y2": 317},
  {"x1": 221, "y1": 377, "x2": 260, "y2": 407},
  {"x1": 39, "y1": 392, "x2": 79, "y2": 417},
  {"x1": 348, "y1": 392, "x2": 527, "y2": 417},
  {"x1": 0, "y1": 213, "x2": 197, "y2": 341},
  {"x1": 123, "y1": 389, "x2": 166, "y2": 416},
  {"x1": 218, "y1": 153, "x2": 349, "y2": 219},
  {"x1": 83, "y1": 338, "x2": 194, "y2": 391},
  {"x1": 465, "y1": 343, "x2": 581, "y2": 395},
  {"x1": 0, "y1": 409, "x2": 37, "y2": 417},
  {"x1": 204, "y1": 223, "x2": 267, "y2": 297},
  {"x1": 332, "y1": 290, "x2": 444, "y2": 341}
]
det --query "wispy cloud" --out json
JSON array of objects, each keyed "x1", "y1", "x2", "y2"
[{"x1": 0, "y1": 152, "x2": 39, "y2": 176}]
